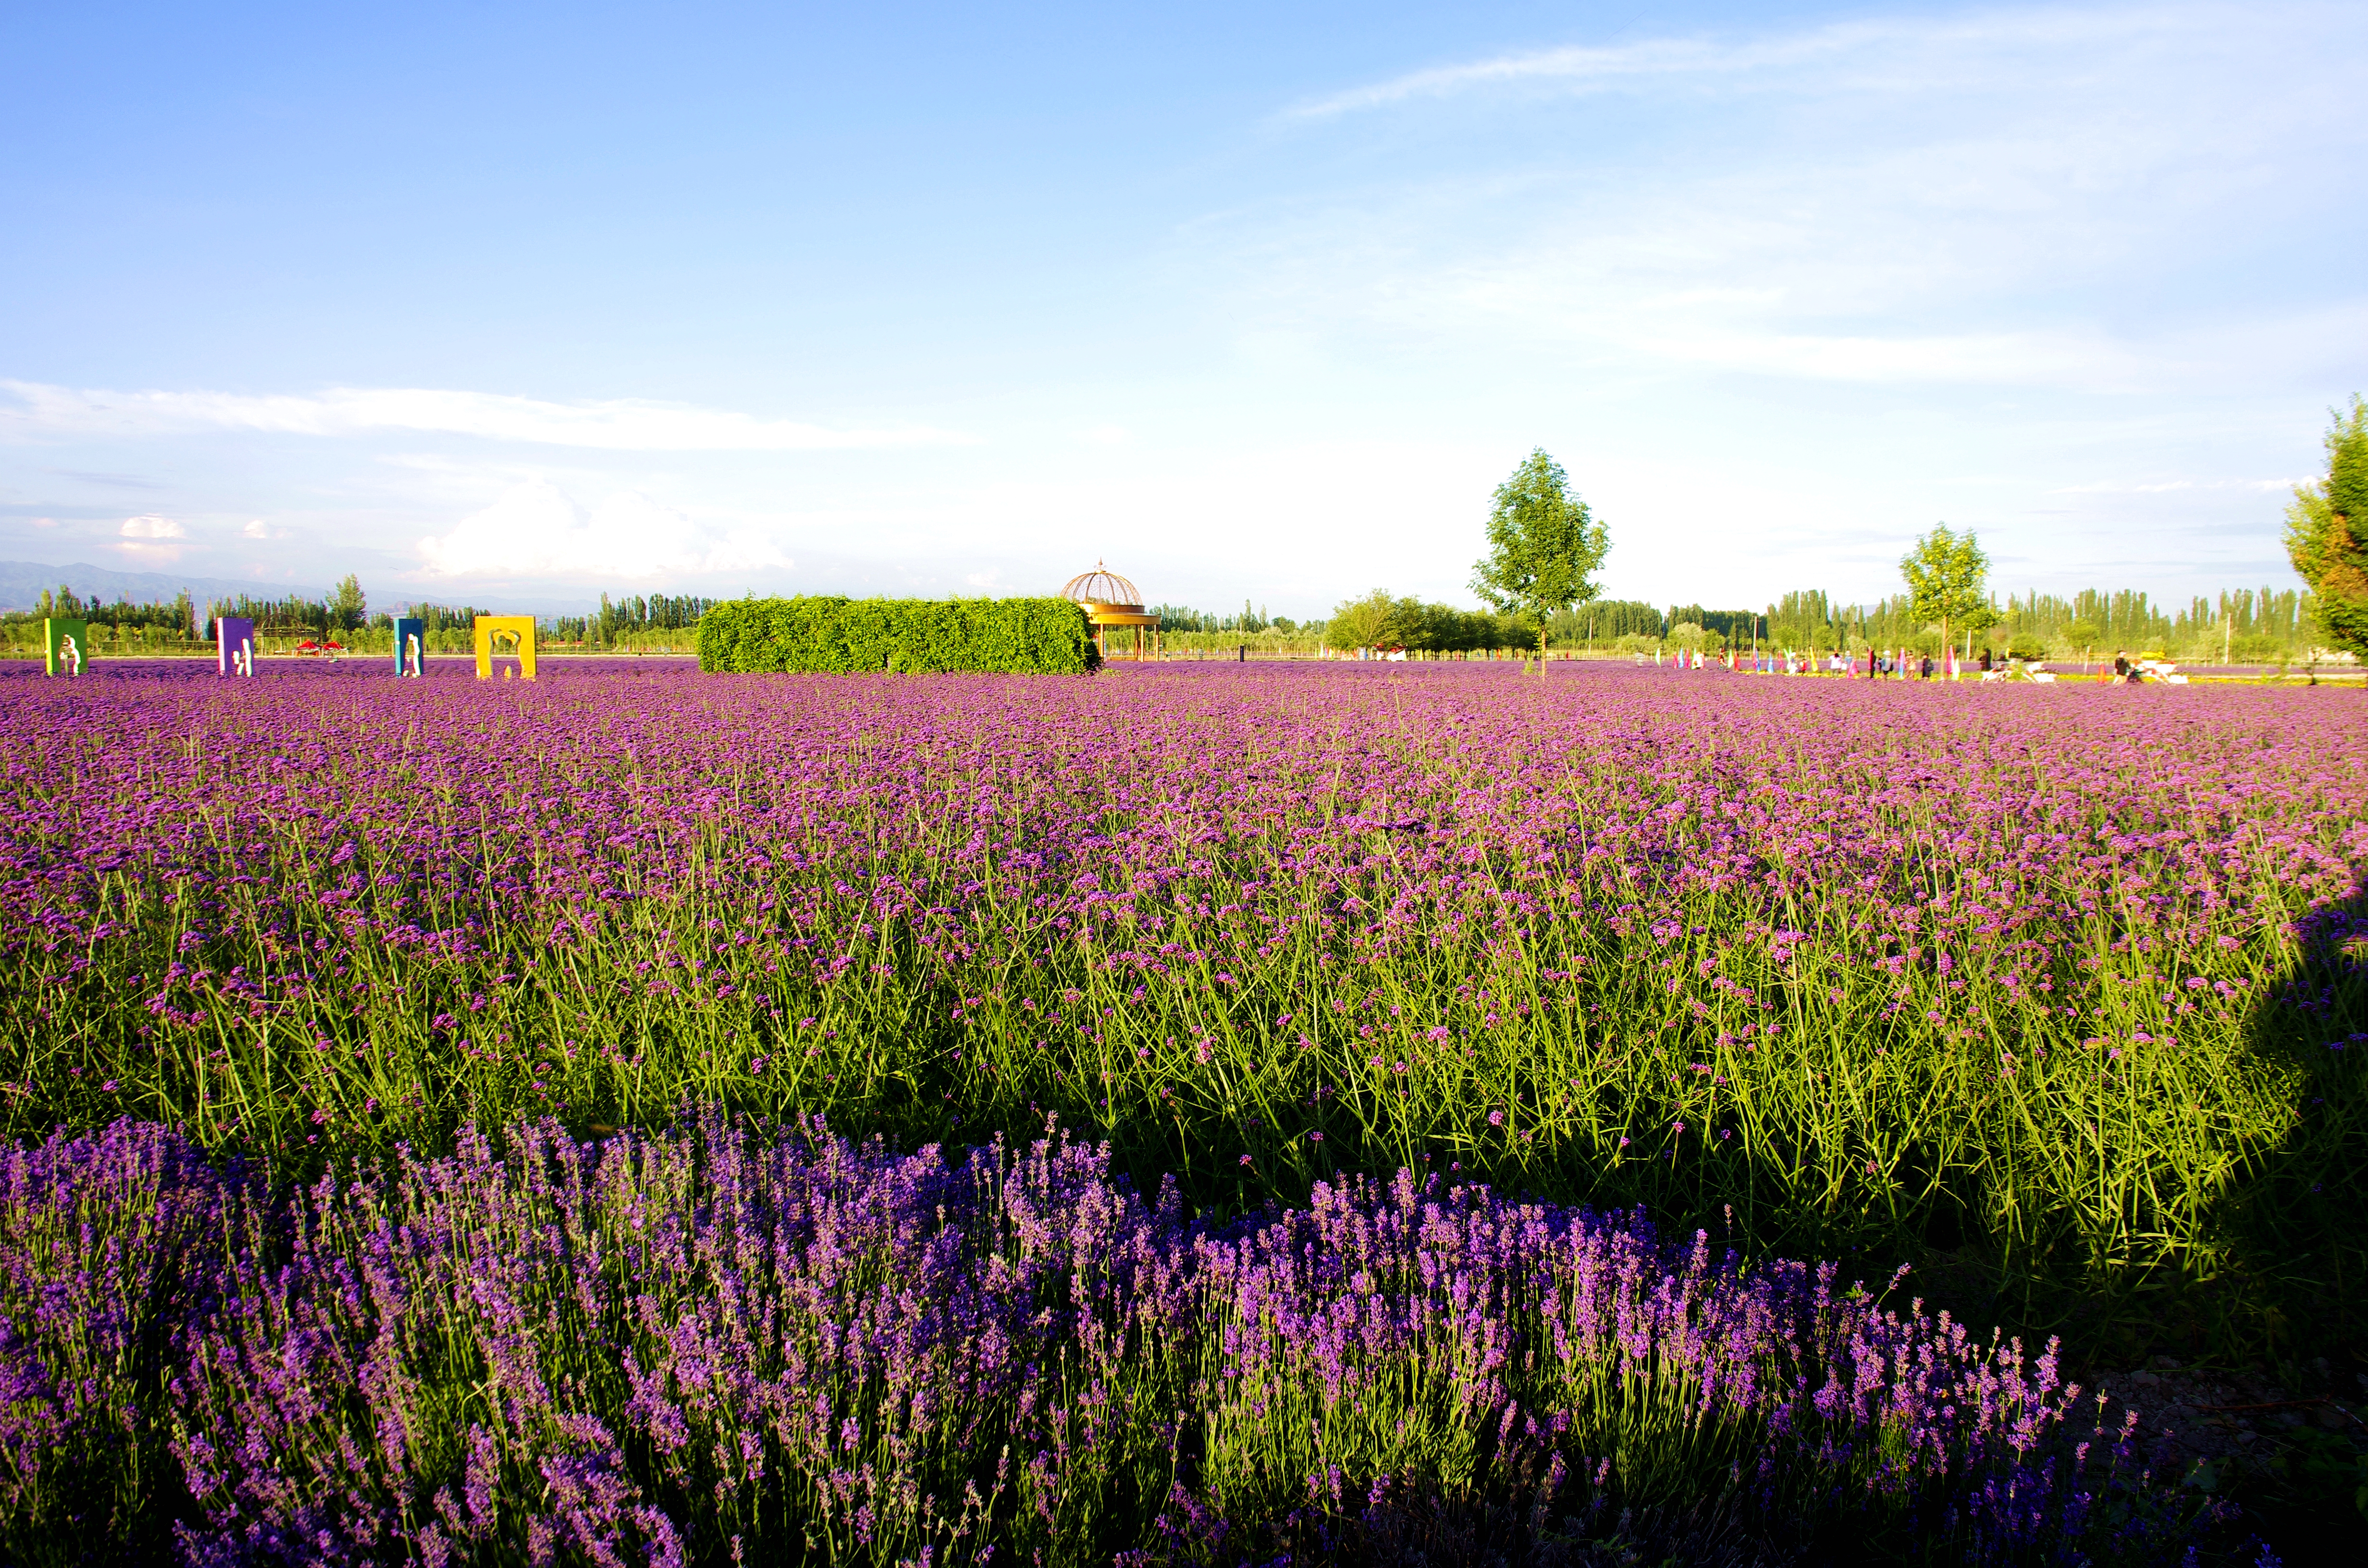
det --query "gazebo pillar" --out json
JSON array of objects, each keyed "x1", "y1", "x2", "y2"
[{"x1": 1060, "y1": 559, "x2": 1159, "y2": 663}]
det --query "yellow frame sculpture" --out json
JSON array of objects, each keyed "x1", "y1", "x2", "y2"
[{"x1": 472, "y1": 615, "x2": 538, "y2": 680}]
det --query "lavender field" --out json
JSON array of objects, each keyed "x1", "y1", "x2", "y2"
[{"x1": 2, "y1": 659, "x2": 2363, "y2": 1563}]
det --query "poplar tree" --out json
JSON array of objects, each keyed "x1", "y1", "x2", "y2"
[{"x1": 2284, "y1": 395, "x2": 2368, "y2": 662}]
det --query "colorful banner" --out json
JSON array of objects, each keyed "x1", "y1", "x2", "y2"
[
  {"x1": 472, "y1": 615, "x2": 538, "y2": 680},
  {"x1": 394, "y1": 618, "x2": 426, "y2": 677},
  {"x1": 216, "y1": 617, "x2": 257, "y2": 677},
  {"x1": 43, "y1": 618, "x2": 89, "y2": 676}
]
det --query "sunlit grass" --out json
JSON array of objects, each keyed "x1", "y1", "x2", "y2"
[{"x1": 6, "y1": 662, "x2": 2360, "y2": 1363}]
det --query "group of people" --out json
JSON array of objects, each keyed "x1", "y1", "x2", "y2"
[
  {"x1": 2108, "y1": 651, "x2": 2155, "y2": 684},
  {"x1": 1638, "y1": 645, "x2": 1960, "y2": 678},
  {"x1": 1866, "y1": 650, "x2": 1937, "y2": 678},
  {"x1": 1629, "y1": 640, "x2": 2168, "y2": 686}
]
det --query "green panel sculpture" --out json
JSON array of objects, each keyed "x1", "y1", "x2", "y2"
[{"x1": 44, "y1": 619, "x2": 89, "y2": 676}]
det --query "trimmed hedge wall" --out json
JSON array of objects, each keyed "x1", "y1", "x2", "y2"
[{"x1": 695, "y1": 596, "x2": 1098, "y2": 675}]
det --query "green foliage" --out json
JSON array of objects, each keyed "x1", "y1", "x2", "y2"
[
  {"x1": 329, "y1": 574, "x2": 368, "y2": 633},
  {"x1": 1323, "y1": 591, "x2": 1527, "y2": 653},
  {"x1": 1758, "y1": 588, "x2": 2320, "y2": 665},
  {"x1": 1549, "y1": 599, "x2": 1665, "y2": 645},
  {"x1": 695, "y1": 595, "x2": 1095, "y2": 674},
  {"x1": 7, "y1": 585, "x2": 198, "y2": 639},
  {"x1": 1663, "y1": 603, "x2": 1754, "y2": 646},
  {"x1": 1899, "y1": 525, "x2": 1991, "y2": 645},
  {"x1": 2285, "y1": 395, "x2": 2368, "y2": 660},
  {"x1": 390, "y1": 600, "x2": 492, "y2": 634},
  {"x1": 1324, "y1": 590, "x2": 1398, "y2": 650},
  {"x1": 1766, "y1": 590, "x2": 1842, "y2": 651},
  {"x1": 540, "y1": 592, "x2": 719, "y2": 643},
  {"x1": 1471, "y1": 450, "x2": 1610, "y2": 662}
]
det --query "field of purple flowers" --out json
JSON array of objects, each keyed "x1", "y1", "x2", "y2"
[{"x1": 1, "y1": 659, "x2": 2362, "y2": 1562}]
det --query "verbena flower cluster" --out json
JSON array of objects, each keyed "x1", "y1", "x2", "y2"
[
  {"x1": 0, "y1": 659, "x2": 2357, "y2": 1560},
  {"x1": 2, "y1": 1114, "x2": 2210, "y2": 1565},
  {"x1": 3, "y1": 662, "x2": 2359, "y2": 1289}
]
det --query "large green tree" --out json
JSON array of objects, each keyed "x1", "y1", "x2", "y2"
[
  {"x1": 2284, "y1": 395, "x2": 2368, "y2": 662},
  {"x1": 1325, "y1": 589, "x2": 1400, "y2": 653},
  {"x1": 1470, "y1": 450, "x2": 1609, "y2": 670},
  {"x1": 330, "y1": 574, "x2": 369, "y2": 634},
  {"x1": 1899, "y1": 524, "x2": 1990, "y2": 675}
]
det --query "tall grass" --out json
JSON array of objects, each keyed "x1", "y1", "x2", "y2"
[{"x1": 1, "y1": 659, "x2": 2361, "y2": 1367}]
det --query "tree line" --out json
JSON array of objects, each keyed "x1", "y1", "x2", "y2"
[
  {"x1": 1759, "y1": 585, "x2": 2326, "y2": 662},
  {"x1": 1299, "y1": 584, "x2": 2332, "y2": 662},
  {"x1": 5, "y1": 580, "x2": 716, "y2": 647},
  {"x1": 1150, "y1": 601, "x2": 1303, "y2": 635},
  {"x1": 540, "y1": 593, "x2": 719, "y2": 643}
]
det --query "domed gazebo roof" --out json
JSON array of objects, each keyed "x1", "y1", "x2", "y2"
[{"x1": 1060, "y1": 561, "x2": 1143, "y2": 610}]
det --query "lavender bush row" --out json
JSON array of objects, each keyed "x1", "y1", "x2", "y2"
[{"x1": 2, "y1": 1116, "x2": 2212, "y2": 1566}]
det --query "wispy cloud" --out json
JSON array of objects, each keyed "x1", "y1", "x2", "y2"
[
  {"x1": 1204, "y1": 2, "x2": 2364, "y2": 398},
  {"x1": 0, "y1": 381, "x2": 979, "y2": 452},
  {"x1": 1286, "y1": 5, "x2": 2223, "y2": 118}
]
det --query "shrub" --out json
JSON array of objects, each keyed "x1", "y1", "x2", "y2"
[{"x1": 696, "y1": 596, "x2": 1095, "y2": 674}]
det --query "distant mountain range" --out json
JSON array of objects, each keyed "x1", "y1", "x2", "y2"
[{"x1": 0, "y1": 559, "x2": 303, "y2": 613}]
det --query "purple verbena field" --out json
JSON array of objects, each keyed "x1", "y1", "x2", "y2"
[{"x1": 1, "y1": 658, "x2": 2362, "y2": 1564}]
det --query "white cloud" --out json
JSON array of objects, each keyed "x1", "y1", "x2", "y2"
[
  {"x1": 116, "y1": 513, "x2": 185, "y2": 560},
  {"x1": 0, "y1": 380, "x2": 980, "y2": 452},
  {"x1": 418, "y1": 477, "x2": 793, "y2": 580},
  {"x1": 242, "y1": 518, "x2": 286, "y2": 539}
]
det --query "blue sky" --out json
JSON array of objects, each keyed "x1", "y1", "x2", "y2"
[{"x1": 2, "y1": 1, "x2": 2361, "y2": 616}]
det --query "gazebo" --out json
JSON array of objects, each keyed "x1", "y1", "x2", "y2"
[{"x1": 1060, "y1": 561, "x2": 1161, "y2": 662}]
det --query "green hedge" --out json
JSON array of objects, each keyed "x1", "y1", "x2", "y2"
[{"x1": 695, "y1": 596, "x2": 1097, "y2": 674}]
